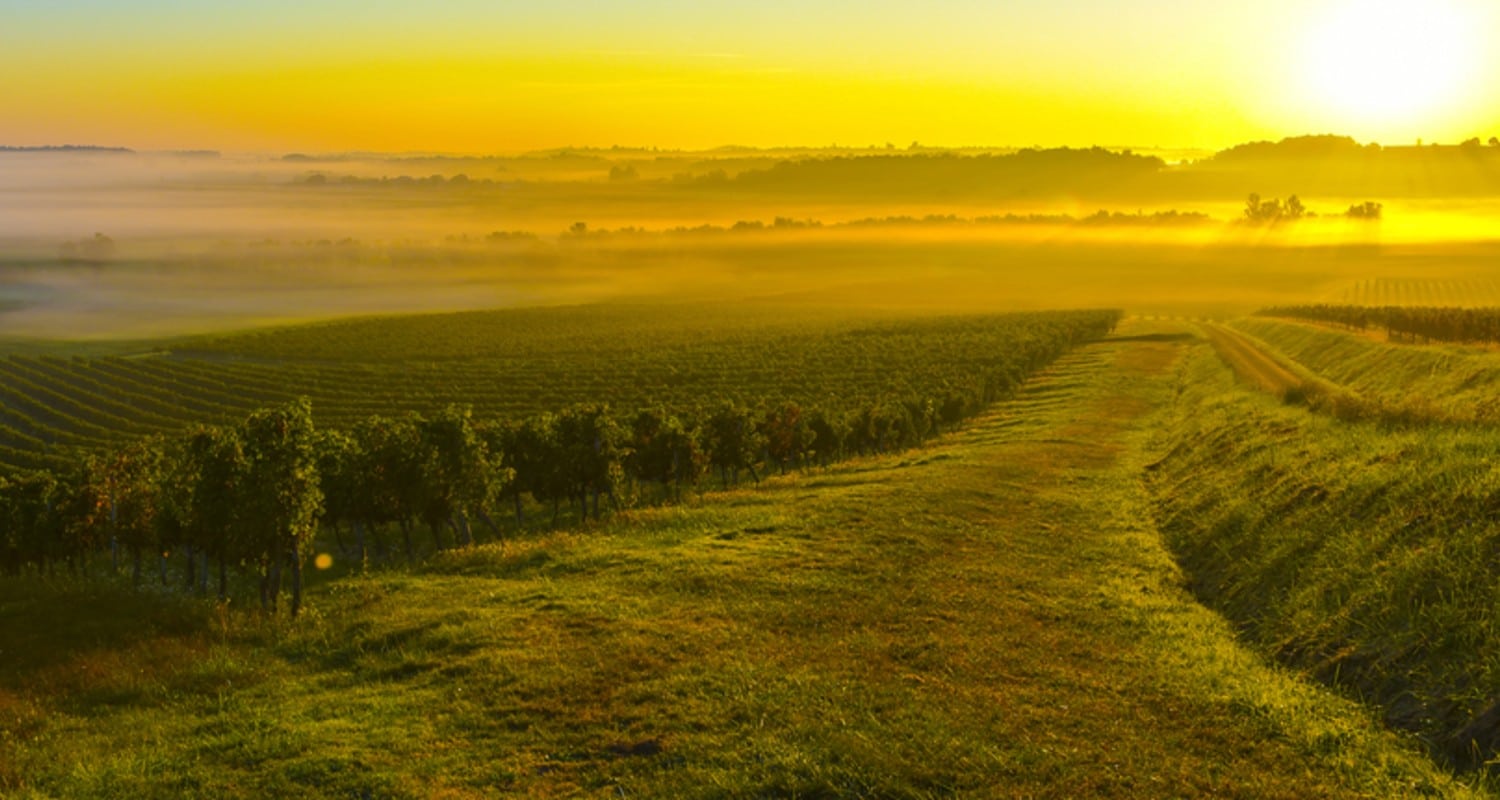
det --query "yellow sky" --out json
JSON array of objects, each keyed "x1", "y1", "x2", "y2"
[{"x1": 3, "y1": 1, "x2": 1497, "y2": 152}]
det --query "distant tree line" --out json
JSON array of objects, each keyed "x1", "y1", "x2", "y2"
[
  {"x1": 556, "y1": 210, "x2": 1213, "y2": 241},
  {"x1": 301, "y1": 173, "x2": 481, "y2": 188},
  {"x1": 1242, "y1": 194, "x2": 1381, "y2": 223},
  {"x1": 1212, "y1": 133, "x2": 1500, "y2": 163},
  {"x1": 711, "y1": 148, "x2": 1166, "y2": 197},
  {"x1": 286, "y1": 133, "x2": 1500, "y2": 202},
  {"x1": 0, "y1": 145, "x2": 134, "y2": 154},
  {"x1": 0, "y1": 311, "x2": 1121, "y2": 616},
  {"x1": 1256, "y1": 305, "x2": 1500, "y2": 345}
]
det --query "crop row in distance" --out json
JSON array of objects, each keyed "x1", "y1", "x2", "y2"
[
  {"x1": 0, "y1": 310, "x2": 1122, "y2": 617},
  {"x1": 1331, "y1": 278, "x2": 1500, "y2": 308},
  {"x1": 0, "y1": 307, "x2": 1121, "y2": 473}
]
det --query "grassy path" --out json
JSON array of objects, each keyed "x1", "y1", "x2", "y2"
[
  {"x1": 1230, "y1": 316, "x2": 1500, "y2": 425},
  {"x1": 0, "y1": 326, "x2": 1477, "y2": 797},
  {"x1": 1201, "y1": 322, "x2": 1386, "y2": 421},
  {"x1": 1201, "y1": 322, "x2": 1310, "y2": 398}
]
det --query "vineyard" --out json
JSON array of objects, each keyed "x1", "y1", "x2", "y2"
[
  {"x1": 0, "y1": 305, "x2": 1116, "y2": 473},
  {"x1": 1329, "y1": 278, "x2": 1500, "y2": 308},
  {"x1": 0, "y1": 305, "x2": 1120, "y2": 613},
  {"x1": 1258, "y1": 303, "x2": 1500, "y2": 346}
]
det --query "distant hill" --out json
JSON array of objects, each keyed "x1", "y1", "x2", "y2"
[
  {"x1": 1182, "y1": 134, "x2": 1500, "y2": 198},
  {"x1": 717, "y1": 147, "x2": 1166, "y2": 199},
  {"x1": 681, "y1": 135, "x2": 1500, "y2": 200},
  {"x1": 0, "y1": 145, "x2": 134, "y2": 154},
  {"x1": 1208, "y1": 134, "x2": 1376, "y2": 162}
]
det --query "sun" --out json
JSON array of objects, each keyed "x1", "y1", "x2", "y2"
[{"x1": 1299, "y1": 0, "x2": 1478, "y2": 124}]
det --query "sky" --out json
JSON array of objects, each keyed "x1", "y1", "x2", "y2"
[{"x1": 2, "y1": 0, "x2": 1497, "y2": 153}]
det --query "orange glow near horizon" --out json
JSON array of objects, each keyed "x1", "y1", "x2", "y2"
[
  {"x1": 0, "y1": 53, "x2": 1265, "y2": 154},
  {"x1": 2, "y1": 1, "x2": 1498, "y2": 153}
]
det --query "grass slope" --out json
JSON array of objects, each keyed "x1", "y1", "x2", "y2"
[
  {"x1": 1201, "y1": 323, "x2": 1378, "y2": 420},
  {"x1": 0, "y1": 326, "x2": 1474, "y2": 798},
  {"x1": 1230, "y1": 318, "x2": 1500, "y2": 423},
  {"x1": 1150, "y1": 339, "x2": 1500, "y2": 773},
  {"x1": 1201, "y1": 323, "x2": 1307, "y2": 397}
]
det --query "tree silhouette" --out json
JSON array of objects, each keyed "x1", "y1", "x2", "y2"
[{"x1": 1244, "y1": 193, "x2": 1308, "y2": 223}]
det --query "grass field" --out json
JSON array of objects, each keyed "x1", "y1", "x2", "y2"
[
  {"x1": 1153, "y1": 321, "x2": 1500, "y2": 773},
  {"x1": 2, "y1": 323, "x2": 1479, "y2": 798},
  {"x1": 1228, "y1": 317, "x2": 1500, "y2": 423}
]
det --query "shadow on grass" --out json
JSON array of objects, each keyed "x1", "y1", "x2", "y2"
[{"x1": 0, "y1": 578, "x2": 212, "y2": 684}]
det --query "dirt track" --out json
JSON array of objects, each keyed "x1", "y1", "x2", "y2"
[{"x1": 1201, "y1": 323, "x2": 1306, "y2": 397}]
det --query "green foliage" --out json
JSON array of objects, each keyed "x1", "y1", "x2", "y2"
[
  {"x1": 416, "y1": 405, "x2": 501, "y2": 545},
  {"x1": 181, "y1": 424, "x2": 248, "y2": 597},
  {"x1": 0, "y1": 471, "x2": 60, "y2": 574},
  {"x1": 92, "y1": 437, "x2": 170, "y2": 585},
  {"x1": 311, "y1": 428, "x2": 357, "y2": 540},
  {"x1": 627, "y1": 407, "x2": 704, "y2": 494},
  {"x1": 760, "y1": 401, "x2": 810, "y2": 474},
  {"x1": 703, "y1": 402, "x2": 764, "y2": 486},
  {"x1": 349, "y1": 414, "x2": 423, "y2": 537},
  {"x1": 240, "y1": 400, "x2": 322, "y2": 616},
  {"x1": 487, "y1": 414, "x2": 562, "y2": 524},
  {"x1": 1151, "y1": 343, "x2": 1500, "y2": 770},
  {"x1": 552, "y1": 404, "x2": 626, "y2": 520}
]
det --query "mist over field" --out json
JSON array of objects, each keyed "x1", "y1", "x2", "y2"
[
  {"x1": 6, "y1": 136, "x2": 1500, "y2": 339},
  {"x1": 20, "y1": 1, "x2": 1500, "y2": 795}
]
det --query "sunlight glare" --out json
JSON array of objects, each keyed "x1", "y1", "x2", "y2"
[{"x1": 1300, "y1": 0, "x2": 1476, "y2": 124}]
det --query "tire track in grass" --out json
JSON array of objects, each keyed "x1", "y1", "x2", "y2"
[
  {"x1": 1201, "y1": 323, "x2": 1307, "y2": 399},
  {"x1": 1200, "y1": 322, "x2": 1379, "y2": 421}
]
